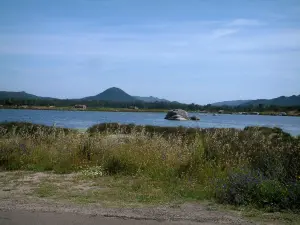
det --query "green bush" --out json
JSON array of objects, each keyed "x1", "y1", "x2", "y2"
[
  {"x1": 287, "y1": 181, "x2": 300, "y2": 211},
  {"x1": 214, "y1": 170, "x2": 300, "y2": 211},
  {"x1": 255, "y1": 179, "x2": 289, "y2": 210},
  {"x1": 202, "y1": 127, "x2": 300, "y2": 182},
  {"x1": 103, "y1": 155, "x2": 139, "y2": 175},
  {"x1": 214, "y1": 169, "x2": 262, "y2": 206}
]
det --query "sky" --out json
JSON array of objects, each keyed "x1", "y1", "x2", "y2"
[{"x1": 0, "y1": 0, "x2": 300, "y2": 104}]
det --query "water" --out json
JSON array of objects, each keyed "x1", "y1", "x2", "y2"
[{"x1": 1, "y1": 109, "x2": 300, "y2": 136}]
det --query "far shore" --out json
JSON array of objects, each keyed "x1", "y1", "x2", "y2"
[
  {"x1": 0, "y1": 105, "x2": 300, "y2": 117},
  {"x1": 0, "y1": 106, "x2": 167, "y2": 113}
]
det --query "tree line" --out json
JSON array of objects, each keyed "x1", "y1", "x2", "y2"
[{"x1": 1, "y1": 98, "x2": 300, "y2": 112}]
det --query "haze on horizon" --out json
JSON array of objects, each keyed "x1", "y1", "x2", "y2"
[{"x1": 0, "y1": 0, "x2": 300, "y2": 104}]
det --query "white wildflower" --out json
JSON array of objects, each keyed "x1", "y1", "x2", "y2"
[{"x1": 81, "y1": 166, "x2": 103, "y2": 178}]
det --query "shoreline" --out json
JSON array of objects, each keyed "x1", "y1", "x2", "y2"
[
  {"x1": 0, "y1": 106, "x2": 167, "y2": 113},
  {"x1": 1, "y1": 106, "x2": 300, "y2": 117}
]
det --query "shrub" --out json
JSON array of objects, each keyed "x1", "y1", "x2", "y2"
[
  {"x1": 214, "y1": 169, "x2": 263, "y2": 206},
  {"x1": 287, "y1": 181, "x2": 300, "y2": 211},
  {"x1": 214, "y1": 170, "x2": 300, "y2": 211},
  {"x1": 103, "y1": 155, "x2": 139, "y2": 175},
  {"x1": 203, "y1": 127, "x2": 300, "y2": 182},
  {"x1": 255, "y1": 179, "x2": 289, "y2": 210}
]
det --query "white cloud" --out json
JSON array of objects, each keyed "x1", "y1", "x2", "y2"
[
  {"x1": 227, "y1": 19, "x2": 264, "y2": 27},
  {"x1": 0, "y1": 20, "x2": 299, "y2": 64},
  {"x1": 211, "y1": 28, "x2": 238, "y2": 38},
  {"x1": 1, "y1": 20, "x2": 300, "y2": 104},
  {"x1": 219, "y1": 29, "x2": 300, "y2": 53}
]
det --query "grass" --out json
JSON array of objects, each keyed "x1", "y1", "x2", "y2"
[
  {"x1": 1, "y1": 122, "x2": 300, "y2": 214},
  {"x1": 35, "y1": 183, "x2": 58, "y2": 197},
  {"x1": 28, "y1": 174, "x2": 206, "y2": 206}
]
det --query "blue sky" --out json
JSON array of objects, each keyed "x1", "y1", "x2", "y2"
[{"x1": 0, "y1": 0, "x2": 300, "y2": 104}]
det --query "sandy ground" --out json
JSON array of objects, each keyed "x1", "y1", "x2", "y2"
[
  {"x1": 0, "y1": 210, "x2": 218, "y2": 225},
  {"x1": 0, "y1": 171, "x2": 256, "y2": 225},
  {"x1": 0, "y1": 209, "x2": 250, "y2": 225},
  {"x1": 0, "y1": 195, "x2": 254, "y2": 225}
]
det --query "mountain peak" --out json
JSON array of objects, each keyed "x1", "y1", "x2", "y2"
[
  {"x1": 105, "y1": 87, "x2": 124, "y2": 92},
  {"x1": 83, "y1": 87, "x2": 135, "y2": 102}
]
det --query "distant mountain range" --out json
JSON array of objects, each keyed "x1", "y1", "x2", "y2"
[
  {"x1": 0, "y1": 88, "x2": 170, "y2": 103},
  {"x1": 243, "y1": 95, "x2": 300, "y2": 107},
  {"x1": 212, "y1": 100, "x2": 251, "y2": 107},
  {"x1": 133, "y1": 96, "x2": 169, "y2": 103},
  {"x1": 1, "y1": 89, "x2": 300, "y2": 106},
  {"x1": 212, "y1": 95, "x2": 300, "y2": 107},
  {"x1": 0, "y1": 91, "x2": 54, "y2": 100}
]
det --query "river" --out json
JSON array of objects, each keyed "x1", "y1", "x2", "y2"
[{"x1": 1, "y1": 109, "x2": 300, "y2": 136}]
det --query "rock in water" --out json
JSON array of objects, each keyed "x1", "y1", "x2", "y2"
[
  {"x1": 164, "y1": 109, "x2": 189, "y2": 121},
  {"x1": 190, "y1": 116, "x2": 200, "y2": 121}
]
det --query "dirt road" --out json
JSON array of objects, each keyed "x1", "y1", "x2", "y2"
[
  {"x1": 0, "y1": 209, "x2": 245, "y2": 225},
  {"x1": 0, "y1": 198, "x2": 253, "y2": 225}
]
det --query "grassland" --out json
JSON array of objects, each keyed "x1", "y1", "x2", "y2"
[{"x1": 0, "y1": 122, "x2": 300, "y2": 223}]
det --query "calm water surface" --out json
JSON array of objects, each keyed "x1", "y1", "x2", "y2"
[{"x1": 1, "y1": 109, "x2": 300, "y2": 136}]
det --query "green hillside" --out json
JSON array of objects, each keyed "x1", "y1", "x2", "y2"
[
  {"x1": 83, "y1": 87, "x2": 136, "y2": 102},
  {"x1": 0, "y1": 91, "x2": 41, "y2": 100},
  {"x1": 244, "y1": 95, "x2": 300, "y2": 107}
]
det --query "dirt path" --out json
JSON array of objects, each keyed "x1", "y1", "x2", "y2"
[
  {"x1": 0, "y1": 209, "x2": 236, "y2": 225},
  {"x1": 0, "y1": 171, "x2": 255, "y2": 225},
  {"x1": 0, "y1": 198, "x2": 253, "y2": 225}
]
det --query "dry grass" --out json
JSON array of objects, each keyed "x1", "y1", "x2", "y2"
[{"x1": 0, "y1": 122, "x2": 300, "y2": 212}]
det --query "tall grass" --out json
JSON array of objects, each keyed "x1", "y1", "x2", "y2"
[{"x1": 1, "y1": 122, "x2": 300, "y2": 211}]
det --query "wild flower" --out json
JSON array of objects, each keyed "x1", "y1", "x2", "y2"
[{"x1": 81, "y1": 166, "x2": 104, "y2": 178}]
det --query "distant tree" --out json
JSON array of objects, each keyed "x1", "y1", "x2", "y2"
[{"x1": 5, "y1": 98, "x2": 13, "y2": 105}]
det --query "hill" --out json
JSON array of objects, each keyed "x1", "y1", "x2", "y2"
[
  {"x1": 83, "y1": 87, "x2": 136, "y2": 102},
  {"x1": 0, "y1": 91, "x2": 51, "y2": 100},
  {"x1": 0, "y1": 89, "x2": 168, "y2": 103},
  {"x1": 134, "y1": 96, "x2": 169, "y2": 103},
  {"x1": 212, "y1": 100, "x2": 251, "y2": 106},
  {"x1": 212, "y1": 95, "x2": 300, "y2": 107},
  {"x1": 2, "y1": 89, "x2": 299, "y2": 107},
  {"x1": 244, "y1": 95, "x2": 300, "y2": 107}
]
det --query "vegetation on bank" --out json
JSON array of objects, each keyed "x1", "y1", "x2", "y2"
[
  {"x1": 0, "y1": 122, "x2": 300, "y2": 212},
  {"x1": 1, "y1": 96, "x2": 300, "y2": 116},
  {"x1": 1, "y1": 105, "x2": 300, "y2": 117},
  {"x1": 0, "y1": 122, "x2": 73, "y2": 136},
  {"x1": 0, "y1": 105, "x2": 167, "y2": 113}
]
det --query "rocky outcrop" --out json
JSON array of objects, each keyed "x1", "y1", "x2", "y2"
[
  {"x1": 164, "y1": 109, "x2": 189, "y2": 121},
  {"x1": 165, "y1": 109, "x2": 201, "y2": 121},
  {"x1": 190, "y1": 116, "x2": 200, "y2": 121}
]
